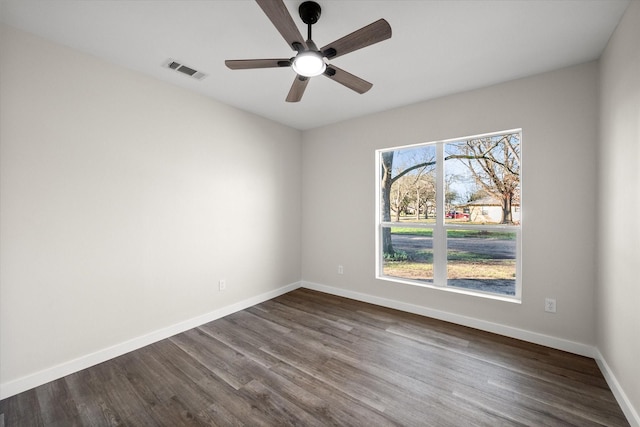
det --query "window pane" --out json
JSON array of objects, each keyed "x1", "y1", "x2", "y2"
[
  {"x1": 377, "y1": 130, "x2": 521, "y2": 300},
  {"x1": 446, "y1": 229, "x2": 516, "y2": 295},
  {"x1": 444, "y1": 134, "x2": 520, "y2": 225},
  {"x1": 380, "y1": 145, "x2": 437, "y2": 224},
  {"x1": 381, "y1": 227, "x2": 433, "y2": 283}
]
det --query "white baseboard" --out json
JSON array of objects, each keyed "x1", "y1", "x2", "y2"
[
  {"x1": 0, "y1": 281, "x2": 302, "y2": 400},
  {"x1": 594, "y1": 349, "x2": 640, "y2": 427},
  {"x1": 302, "y1": 281, "x2": 595, "y2": 357}
]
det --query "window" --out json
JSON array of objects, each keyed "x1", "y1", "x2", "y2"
[{"x1": 376, "y1": 130, "x2": 521, "y2": 301}]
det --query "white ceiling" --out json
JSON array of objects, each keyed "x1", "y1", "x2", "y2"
[{"x1": 0, "y1": 0, "x2": 630, "y2": 130}]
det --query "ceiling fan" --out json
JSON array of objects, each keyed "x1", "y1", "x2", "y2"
[{"x1": 225, "y1": 0, "x2": 392, "y2": 102}]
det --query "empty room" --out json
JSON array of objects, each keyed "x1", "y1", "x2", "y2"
[{"x1": 1, "y1": 0, "x2": 638, "y2": 425}]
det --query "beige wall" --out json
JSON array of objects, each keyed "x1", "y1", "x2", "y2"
[
  {"x1": 598, "y1": 0, "x2": 640, "y2": 419},
  {"x1": 0, "y1": 25, "x2": 302, "y2": 387},
  {"x1": 302, "y1": 62, "x2": 600, "y2": 345}
]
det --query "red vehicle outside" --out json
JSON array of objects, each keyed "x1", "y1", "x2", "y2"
[{"x1": 446, "y1": 211, "x2": 469, "y2": 219}]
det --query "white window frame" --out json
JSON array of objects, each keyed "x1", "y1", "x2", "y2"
[{"x1": 375, "y1": 129, "x2": 522, "y2": 303}]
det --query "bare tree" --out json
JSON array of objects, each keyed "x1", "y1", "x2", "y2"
[
  {"x1": 414, "y1": 174, "x2": 435, "y2": 220},
  {"x1": 390, "y1": 175, "x2": 411, "y2": 221},
  {"x1": 380, "y1": 133, "x2": 520, "y2": 257},
  {"x1": 391, "y1": 169, "x2": 435, "y2": 221},
  {"x1": 381, "y1": 151, "x2": 395, "y2": 255},
  {"x1": 454, "y1": 134, "x2": 520, "y2": 224},
  {"x1": 381, "y1": 150, "x2": 435, "y2": 255}
]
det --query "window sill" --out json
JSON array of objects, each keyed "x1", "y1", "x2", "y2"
[{"x1": 377, "y1": 274, "x2": 522, "y2": 304}]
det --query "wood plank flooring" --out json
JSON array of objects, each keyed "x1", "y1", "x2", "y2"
[{"x1": 0, "y1": 288, "x2": 630, "y2": 426}]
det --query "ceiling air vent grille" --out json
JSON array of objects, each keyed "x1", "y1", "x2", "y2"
[{"x1": 163, "y1": 59, "x2": 207, "y2": 80}]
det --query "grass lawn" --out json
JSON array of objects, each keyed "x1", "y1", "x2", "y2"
[
  {"x1": 390, "y1": 227, "x2": 516, "y2": 240},
  {"x1": 383, "y1": 259, "x2": 515, "y2": 281}
]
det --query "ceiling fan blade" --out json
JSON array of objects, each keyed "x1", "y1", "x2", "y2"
[
  {"x1": 225, "y1": 59, "x2": 291, "y2": 70},
  {"x1": 256, "y1": 0, "x2": 307, "y2": 52},
  {"x1": 324, "y1": 65, "x2": 373, "y2": 94},
  {"x1": 286, "y1": 75, "x2": 310, "y2": 102},
  {"x1": 320, "y1": 19, "x2": 392, "y2": 60}
]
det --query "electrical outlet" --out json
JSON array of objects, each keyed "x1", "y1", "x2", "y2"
[
  {"x1": 219, "y1": 279, "x2": 226, "y2": 291},
  {"x1": 545, "y1": 298, "x2": 556, "y2": 313},
  {"x1": 338, "y1": 265, "x2": 344, "y2": 275}
]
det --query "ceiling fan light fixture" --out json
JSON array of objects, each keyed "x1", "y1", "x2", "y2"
[{"x1": 291, "y1": 51, "x2": 326, "y2": 77}]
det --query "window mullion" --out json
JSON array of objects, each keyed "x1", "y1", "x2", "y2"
[{"x1": 433, "y1": 143, "x2": 447, "y2": 286}]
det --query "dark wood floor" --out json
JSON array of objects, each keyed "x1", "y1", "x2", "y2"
[{"x1": 1, "y1": 288, "x2": 630, "y2": 426}]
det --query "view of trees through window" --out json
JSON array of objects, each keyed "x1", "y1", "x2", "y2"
[{"x1": 378, "y1": 131, "x2": 521, "y2": 298}]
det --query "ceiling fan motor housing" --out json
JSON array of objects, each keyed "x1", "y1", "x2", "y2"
[{"x1": 299, "y1": 1, "x2": 321, "y2": 25}]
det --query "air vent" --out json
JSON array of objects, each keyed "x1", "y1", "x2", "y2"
[{"x1": 163, "y1": 59, "x2": 207, "y2": 80}]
